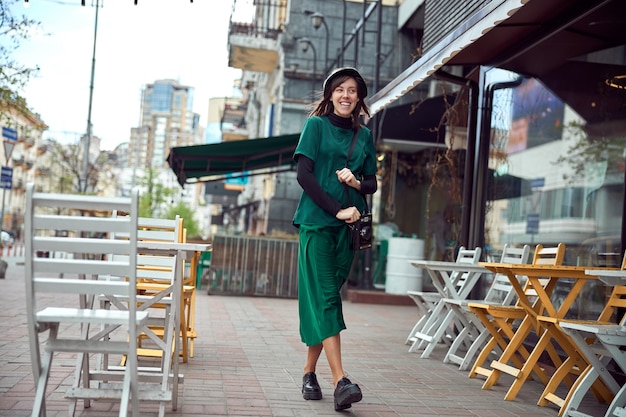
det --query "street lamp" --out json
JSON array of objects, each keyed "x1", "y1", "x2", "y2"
[
  {"x1": 81, "y1": 0, "x2": 100, "y2": 193},
  {"x1": 299, "y1": 38, "x2": 317, "y2": 102},
  {"x1": 309, "y1": 11, "x2": 330, "y2": 74}
]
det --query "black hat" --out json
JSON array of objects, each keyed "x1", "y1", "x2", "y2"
[{"x1": 323, "y1": 67, "x2": 368, "y2": 98}]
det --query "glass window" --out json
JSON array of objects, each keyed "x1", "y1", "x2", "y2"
[{"x1": 484, "y1": 57, "x2": 626, "y2": 318}]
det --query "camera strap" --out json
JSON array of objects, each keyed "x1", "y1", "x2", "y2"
[{"x1": 343, "y1": 127, "x2": 369, "y2": 212}]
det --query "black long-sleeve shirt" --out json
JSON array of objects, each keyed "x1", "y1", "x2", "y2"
[{"x1": 297, "y1": 155, "x2": 376, "y2": 217}]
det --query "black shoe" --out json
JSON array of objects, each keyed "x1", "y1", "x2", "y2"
[
  {"x1": 302, "y1": 372, "x2": 322, "y2": 400},
  {"x1": 333, "y1": 377, "x2": 362, "y2": 411}
]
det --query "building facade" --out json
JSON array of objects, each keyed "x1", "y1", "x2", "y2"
[{"x1": 0, "y1": 102, "x2": 47, "y2": 241}]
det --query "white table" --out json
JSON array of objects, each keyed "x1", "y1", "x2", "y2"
[{"x1": 406, "y1": 260, "x2": 489, "y2": 358}]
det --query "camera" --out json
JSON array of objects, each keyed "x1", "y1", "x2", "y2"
[{"x1": 349, "y1": 211, "x2": 373, "y2": 251}]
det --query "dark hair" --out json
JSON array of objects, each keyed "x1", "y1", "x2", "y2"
[{"x1": 309, "y1": 68, "x2": 371, "y2": 130}]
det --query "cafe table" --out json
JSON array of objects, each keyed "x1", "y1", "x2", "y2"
[
  {"x1": 475, "y1": 263, "x2": 617, "y2": 402},
  {"x1": 407, "y1": 260, "x2": 489, "y2": 358}
]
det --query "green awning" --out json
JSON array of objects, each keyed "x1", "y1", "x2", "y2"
[{"x1": 167, "y1": 133, "x2": 300, "y2": 186}]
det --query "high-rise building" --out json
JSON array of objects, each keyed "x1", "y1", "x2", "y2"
[{"x1": 129, "y1": 79, "x2": 204, "y2": 168}]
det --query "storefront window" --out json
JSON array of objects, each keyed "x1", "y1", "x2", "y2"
[{"x1": 484, "y1": 57, "x2": 626, "y2": 318}]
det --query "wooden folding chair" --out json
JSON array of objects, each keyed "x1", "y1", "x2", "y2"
[
  {"x1": 24, "y1": 183, "x2": 145, "y2": 417},
  {"x1": 115, "y1": 215, "x2": 198, "y2": 363},
  {"x1": 405, "y1": 246, "x2": 482, "y2": 353},
  {"x1": 442, "y1": 244, "x2": 530, "y2": 370},
  {"x1": 467, "y1": 243, "x2": 566, "y2": 383}
]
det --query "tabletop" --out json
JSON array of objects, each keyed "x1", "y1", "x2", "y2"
[
  {"x1": 479, "y1": 263, "x2": 619, "y2": 318},
  {"x1": 410, "y1": 260, "x2": 489, "y2": 300},
  {"x1": 585, "y1": 268, "x2": 626, "y2": 286},
  {"x1": 138, "y1": 241, "x2": 211, "y2": 260},
  {"x1": 410, "y1": 260, "x2": 490, "y2": 273}
]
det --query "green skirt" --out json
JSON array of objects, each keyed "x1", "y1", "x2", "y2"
[{"x1": 298, "y1": 224, "x2": 354, "y2": 346}]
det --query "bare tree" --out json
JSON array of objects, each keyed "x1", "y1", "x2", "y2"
[{"x1": 0, "y1": 0, "x2": 41, "y2": 124}]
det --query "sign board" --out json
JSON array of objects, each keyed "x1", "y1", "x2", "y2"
[
  {"x1": 225, "y1": 172, "x2": 249, "y2": 187},
  {"x1": 530, "y1": 177, "x2": 545, "y2": 190},
  {"x1": 526, "y1": 213, "x2": 540, "y2": 235},
  {"x1": 2, "y1": 127, "x2": 18, "y2": 164},
  {"x1": 1, "y1": 127, "x2": 17, "y2": 142},
  {"x1": 0, "y1": 166, "x2": 12, "y2": 190}
]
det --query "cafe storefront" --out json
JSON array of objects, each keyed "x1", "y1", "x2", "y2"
[{"x1": 369, "y1": 0, "x2": 626, "y2": 319}]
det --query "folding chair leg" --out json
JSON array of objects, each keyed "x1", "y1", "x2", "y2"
[{"x1": 31, "y1": 325, "x2": 58, "y2": 417}]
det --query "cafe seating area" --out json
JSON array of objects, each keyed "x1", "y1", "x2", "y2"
[{"x1": 408, "y1": 242, "x2": 626, "y2": 417}]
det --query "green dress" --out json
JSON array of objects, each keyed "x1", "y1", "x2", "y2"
[{"x1": 293, "y1": 116, "x2": 377, "y2": 346}]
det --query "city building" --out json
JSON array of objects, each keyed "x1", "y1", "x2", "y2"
[
  {"x1": 128, "y1": 79, "x2": 208, "y2": 234},
  {"x1": 0, "y1": 101, "x2": 47, "y2": 240},
  {"x1": 129, "y1": 79, "x2": 204, "y2": 169}
]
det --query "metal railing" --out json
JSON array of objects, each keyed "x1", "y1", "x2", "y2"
[{"x1": 207, "y1": 234, "x2": 299, "y2": 298}]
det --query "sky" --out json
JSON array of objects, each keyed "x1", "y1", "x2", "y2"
[{"x1": 10, "y1": 0, "x2": 249, "y2": 150}]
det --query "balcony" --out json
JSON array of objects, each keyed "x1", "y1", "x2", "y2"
[
  {"x1": 24, "y1": 160, "x2": 33, "y2": 170},
  {"x1": 22, "y1": 136, "x2": 35, "y2": 148},
  {"x1": 12, "y1": 156, "x2": 24, "y2": 167},
  {"x1": 37, "y1": 143, "x2": 48, "y2": 156},
  {"x1": 228, "y1": 22, "x2": 281, "y2": 73},
  {"x1": 35, "y1": 167, "x2": 51, "y2": 177},
  {"x1": 221, "y1": 102, "x2": 248, "y2": 140}
]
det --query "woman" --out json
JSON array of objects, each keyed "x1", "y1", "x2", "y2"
[{"x1": 292, "y1": 67, "x2": 377, "y2": 411}]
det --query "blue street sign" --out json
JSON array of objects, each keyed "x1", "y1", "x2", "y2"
[
  {"x1": 526, "y1": 213, "x2": 540, "y2": 235},
  {"x1": 0, "y1": 166, "x2": 12, "y2": 190},
  {"x1": 1, "y1": 127, "x2": 17, "y2": 142},
  {"x1": 530, "y1": 177, "x2": 545, "y2": 190}
]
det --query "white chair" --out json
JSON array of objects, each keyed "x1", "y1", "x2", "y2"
[
  {"x1": 105, "y1": 252, "x2": 182, "y2": 417},
  {"x1": 24, "y1": 183, "x2": 144, "y2": 417},
  {"x1": 405, "y1": 246, "x2": 482, "y2": 353},
  {"x1": 441, "y1": 244, "x2": 530, "y2": 370},
  {"x1": 557, "y1": 322, "x2": 626, "y2": 417}
]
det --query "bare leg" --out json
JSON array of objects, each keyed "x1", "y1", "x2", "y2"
[
  {"x1": 322, "y1": 333, "x2": 345, "y2": 386},
  {"x1": 304, "y1": 344, "x2": 323, "y2": 373}
]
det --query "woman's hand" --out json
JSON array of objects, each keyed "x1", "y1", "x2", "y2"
[
  {"x1": 336, "y1": 206, "x2": 360, "y2": 223},
  {"x1": 336, "y1": 168, "x2": 361, "y2": 190}
]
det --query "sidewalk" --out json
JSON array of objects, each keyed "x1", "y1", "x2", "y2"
[{"x1": 0, "y1": 264, "x2": 609, "y2": 416}]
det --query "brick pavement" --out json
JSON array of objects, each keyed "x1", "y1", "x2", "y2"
[{"x1": 0, "y1": 264, "x2": 609, "y2": 416}]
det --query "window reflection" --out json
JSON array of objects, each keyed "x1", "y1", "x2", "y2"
[{"x1": 484, "y1": 50, "x2": 626, "y2": 318}]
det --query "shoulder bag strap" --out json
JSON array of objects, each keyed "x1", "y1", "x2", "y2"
[{"x1": 343, "y1": 127, "x2": 369, "y2": 211}]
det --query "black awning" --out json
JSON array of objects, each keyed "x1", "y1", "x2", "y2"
[{"x1": 167, "y1": 133, "x2": 300, "y2": 186}]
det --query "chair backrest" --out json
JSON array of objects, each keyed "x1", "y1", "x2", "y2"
[
  {"x1": 456, "y1": 246, "x2": 482, "y2": 264},
  {"x1": 483, "y1": 244, "x2": 531, "y2": 305},
  {"x1": 596, "y1": 251, "x2": 626, "y2": 324},
  {"x1": 449, "y1": 246, "x2": 482, "y2": 291},
  {"x1": 112, "y1": 213, "x2": 183, "y2": 244},
  {"x1": 137, "y1": 216, "x2": 184, "y2": 243},
  {"x1": 532, "y1": 243, "x2": 566, "y2": 266},
  {"x1": 24, "y1": 183, "x2": 140, "y2": 373},
  {"x1": 520, "y1": 243, "x2": 566, "y2": 299}
]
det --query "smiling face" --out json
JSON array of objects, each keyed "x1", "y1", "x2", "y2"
[{"x1": 330, "y1": 77, "x2": 359, "y2": 118}]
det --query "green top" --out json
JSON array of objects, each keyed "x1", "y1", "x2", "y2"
[{"x1": 292, "y1": 116, "x2": 377, "y2": 227}]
